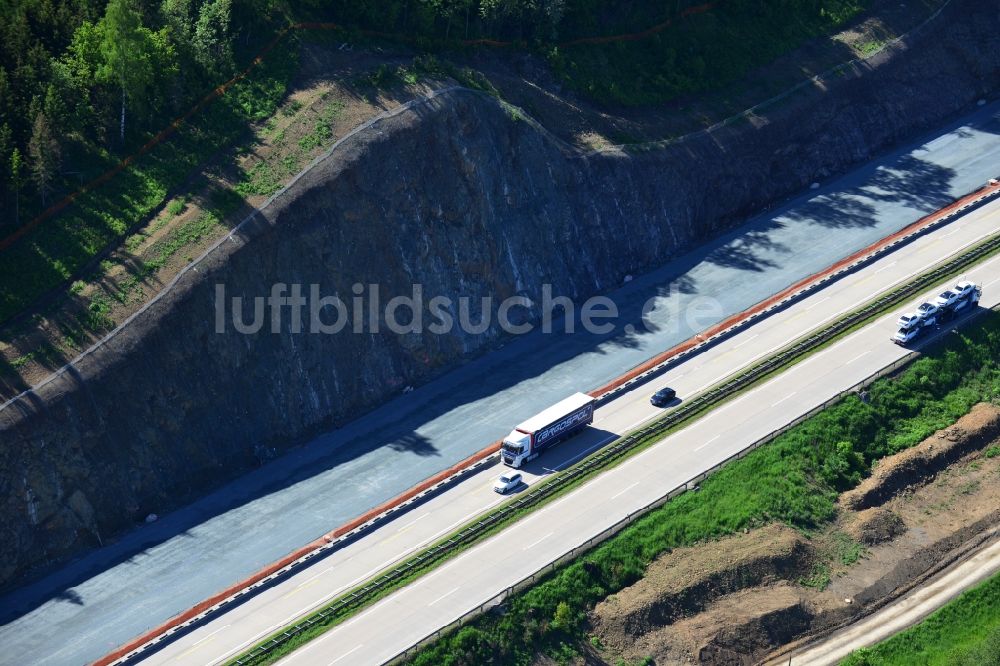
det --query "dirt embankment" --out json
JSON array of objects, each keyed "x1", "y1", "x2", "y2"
[
  {"x1": 842, "y1": 402, "x2": 1000, "y2": 511},
  {"x1": 592, "y1": 524, "x2": 812, "y2": 647},
  {"x1": 588, "y1": 403, "x2": 1000, "y2": 665}
]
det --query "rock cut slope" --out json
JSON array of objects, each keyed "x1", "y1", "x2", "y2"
[{"x1": 2, "y1": 0, "x2": 1000, "y2": 588}]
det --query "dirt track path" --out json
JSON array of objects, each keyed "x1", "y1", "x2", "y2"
[{"x1": 775, "y1": 536, "x2": 1000, "y2": 665}]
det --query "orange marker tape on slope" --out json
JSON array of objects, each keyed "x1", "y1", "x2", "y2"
[
  {"x1": 92, "y1": 179, "x2": 1000, "y2": 666},
  {"x1": 1, "y1": 4, "x2": 719, "y2": 256}
]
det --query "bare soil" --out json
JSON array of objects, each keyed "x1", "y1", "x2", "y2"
[
  {"x1": 592, "y1": 524, "x2": 812, "y2": 652},
  {"x1": 0, "y1": 45, "x2": 447, "y2": 396},
  {"x1": 588, "y1": 403, "x2": 1000, "y2": 665},
  {"x1": 0, "y1": 0, "x2": 949, "y2": 396},
  {"x1": 841, "y1": 402, "x2": 1000, "y2": 511},
  {"x1": 843, "y1": 507, "x2": 906, "y2": 546}
]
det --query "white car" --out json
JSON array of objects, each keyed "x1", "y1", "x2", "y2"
[
  {"x1": 933, "y1": 289, "x2": 960, "y2": 309},
  {"x1": 892, "y1": 327, "x2": 921, "y2": 345},
  {"x1": 954, "y1": 280, "x2": 976, "y2": 298},
  {"x1": 896, "y1": 313, "x2": 921, "y2": 330},
  {"x1": 493, "y1": 472, "x2": 523, "y2": 494},
  {"x1": 916, "y1": 302, "x2": 939, "y2": 321}
]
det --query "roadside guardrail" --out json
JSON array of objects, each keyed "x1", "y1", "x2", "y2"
[
  {"x1": 103, "y1": 179, "x2": 998, "y2": 666},
  {"x1": 233, "y1": 203, "x2": 1000, "y2": 666}
]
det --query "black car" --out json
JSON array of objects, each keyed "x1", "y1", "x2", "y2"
[{"x1": 650, "y1": 387, "x2": 677, "y2": 406}]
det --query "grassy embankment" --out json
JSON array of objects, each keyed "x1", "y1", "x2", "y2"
[
  {"x1": 0, "y1": 40, "x2": 298, "y2": 327},
  {"x1": 842, "y1": 571, "x2": 1000, "y2": 665},
  {"x1": 0, "y1": 0, "x2": 878, "y2": 333},
  {"x1": 549, "y1": 0, "x2": 871, "y2": 105},
  {"x1": 406, "y1": 311, "x2": 1000, "y2": 665}
]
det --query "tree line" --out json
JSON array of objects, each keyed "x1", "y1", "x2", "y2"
[
  {"x1": 0, "y1": 0, "x2": 275, "y2": 230},
  {"x1": 0, "y1": 0, "x2": 713, "y2": 232}
]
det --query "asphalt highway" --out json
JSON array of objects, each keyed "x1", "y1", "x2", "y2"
[
  {"x1": 139, "y1": 193, "x2": 1000, "y2": 665},
  {"x1": 1, "y1": 102, "x2": 999, "y2": 666},
  {"x1": 270, "y1": 210, "x2": 1000, "y2": 666}
]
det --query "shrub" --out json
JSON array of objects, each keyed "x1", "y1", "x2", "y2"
[{"x1": 166, "y1": 199, "x2": 185, "y2": 216}]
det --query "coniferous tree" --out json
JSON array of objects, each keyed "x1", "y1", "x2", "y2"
[
  {"x1": 10, "y1": 147, "x2": 25, "y2": 224},
  {"x1": 28, "y1": 113, "x2": 60, "y2": 205}
]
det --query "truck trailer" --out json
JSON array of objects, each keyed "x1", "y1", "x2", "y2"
[{"x1": 501, "y1": 392, "x2": 596, "y2": 468}]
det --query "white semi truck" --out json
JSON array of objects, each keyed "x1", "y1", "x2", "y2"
[
  {"x1": 892, "y1": 280, "x2": 981, "y2": 345},
  {"x1": 501, "y1": 392, "x2": 596, "y2": 468}
]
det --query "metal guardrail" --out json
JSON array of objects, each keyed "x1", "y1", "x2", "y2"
[
  {"x1": 234, "y1": 227, "x2": 1000, "y2": 666},
  {"x1": 385, "y1": 352, "x2": 927, "y2": 664},
  {"x1": 593, "y1": 182, "x2": 1000, "y2": 407},
  {"x1": 116, "y1": 183, "x2": 999, "y2": 666}
]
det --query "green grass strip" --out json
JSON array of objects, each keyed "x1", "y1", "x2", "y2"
[
  {"x1": 403, "y1": 315, "x2": 1000, "y2": 665},
  {"x1": 230, "y1": 231, "x2": 1000, "y2": 665},
  {"x1": 841, "y1": 569, "x2": 1000, "y2": 665}
]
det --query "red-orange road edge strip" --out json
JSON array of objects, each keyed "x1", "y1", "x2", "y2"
[
  {"x1": 92, "y1": 179, "x2": 999, "y2": 666},
  {"x1": 89, "y1": 440, "x2": 500, "y2": 666},
  {"x1": 589, "y1": 180, "x2": 1000, "y2": 398}
]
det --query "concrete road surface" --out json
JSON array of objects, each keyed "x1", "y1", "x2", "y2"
[
  {"x1": 775, "y1": 536, "x2": 1000, "y2": 665},
  {"x1": 138, "y1": 194, "x2": 1000, "y2": 665},
  {"x1": 269, "y1": 242, "x2": 1000, "y2": 666},
  {"x1": 1, "y1": 103, "x2": 999, "y2": 666}
]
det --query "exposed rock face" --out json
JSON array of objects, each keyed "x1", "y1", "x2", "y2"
[{"x1": 1, "y1": 0, "x2": 999, "y2": 588}]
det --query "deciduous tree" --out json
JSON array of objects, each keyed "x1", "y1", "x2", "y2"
[
  {"x1": 96, "y1": 0, "x2": 176, "y2": 142},
  {"x1": 193, "y1": 0, "x2": 234, "y2": 75}
]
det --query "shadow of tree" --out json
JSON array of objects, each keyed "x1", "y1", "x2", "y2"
[
  {"x1": 387, "y1": 432, "x2": 440, "y2": 457},
  {"x1": 782, "y1": 155, "x2": 956, "y2": 229},
  {"x1": 704, "y1": 226, "x2": 789, "y2": 272}
]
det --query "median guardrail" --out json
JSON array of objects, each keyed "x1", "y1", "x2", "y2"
[{"x1": 233, "y1": 224, "x2": 1000, "y2": 666}]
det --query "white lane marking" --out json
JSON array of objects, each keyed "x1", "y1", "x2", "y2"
[
  {"x1": 804, "y1": 295, "x2": 832, "y2": 311},
  {"x1": 546, "y1": 434, "x2": 617, "y2": 471},
  {"x1": 611, "y1": 482, "x2": 639, "y2": 500},
  {"x1": 216, "y1": 496, "x2": 506, "y2": 663},
  {"x1": 623, "y1": 415, "x2": 655, "y2": 432},
  {"x1": 397, "y1": 512, "x2": 430, "y2": 532},
  {"x1": 328, "y1": 644, "x2": 363, "y2": 665},
  {"x1": 174, "y1": 624, "x2": 232, "y2": 659},
  {"x1": 732, "y1": 333, "x2": 759, "y2": 350},
  {"x1": 287, "y1": 578, "x2": 321, "y2": 596},
  {"x1": 428, "y1": 587, "x2": 460, "y2": 606},
  {"x1": 846, "y1": 351, "x2": 870, "y2": 364},
  {"x1": 280, "y1": 252, "x2": 1000, "y2": 656},
  {"x1": 694, "y1": 434, "x2": 720, "y2": 452},
  {"x1": 874, "y1": 260, "x2": 898, "y2": 274},
  {"x1": 190, "y1": 222, "x2": 1000, "y2": 665},
  {"x1": 194, "y1": 625, "x2": 231, "y2": 646},
  {"x1": 772, "y1": 391, "x2": 797, "y2": 406},
  {"x1": 524, "y1": 533, "x2": 553, "y2": 550}
]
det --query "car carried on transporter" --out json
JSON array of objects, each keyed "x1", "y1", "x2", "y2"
[{"x1": 892, "y1": 280, "x2": 981, "y2": 345}]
